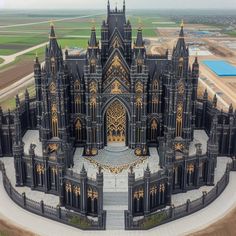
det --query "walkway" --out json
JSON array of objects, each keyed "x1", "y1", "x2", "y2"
[
  {"x1": 0, "y1": 42, "x2": 48, "y2": 68},
  {"x1": 0, "y1": 171, "x2": 236, "y2": 235}
]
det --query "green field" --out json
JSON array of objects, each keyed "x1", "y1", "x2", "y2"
[{"x1": 0, "y1": 10, "x2": 176, "y2": 56}]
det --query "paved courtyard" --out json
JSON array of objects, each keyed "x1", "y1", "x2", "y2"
[{"x1": 0, "y1": 129, "x2": 232, "y2": 230}]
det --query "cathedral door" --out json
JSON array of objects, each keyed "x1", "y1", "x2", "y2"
[{"x1": 106, "y1": 100, "x2": 126, "y2": 146}]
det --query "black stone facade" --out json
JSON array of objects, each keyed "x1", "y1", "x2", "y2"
[{"x1": 0, "y1": 0, "x2": 235, "y2": 225}]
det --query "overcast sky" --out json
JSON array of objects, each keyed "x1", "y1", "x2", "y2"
[{"x1": 0, "y1": 0, "x2": 235, "y2": 9}]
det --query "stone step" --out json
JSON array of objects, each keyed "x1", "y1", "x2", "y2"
[
  {"x1": 104, "y1": 192, "x2": 128, "y2": 206},
  {"x1": 104, "y1": 145, "x2": 129, "y2": 153},
  {"x1": 106, "y1": 210, "x2": 124, "y2": 230}
]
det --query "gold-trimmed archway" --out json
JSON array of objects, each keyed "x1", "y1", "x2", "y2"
[{"x1": 106, "y1": 100, "x2": 126, "y2": 144}]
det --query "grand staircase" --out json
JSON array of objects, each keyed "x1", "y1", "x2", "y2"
[{"x1": 104, "y1": 192, "x2": 128, "y2": 230}]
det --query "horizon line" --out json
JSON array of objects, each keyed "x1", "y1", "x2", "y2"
[{"x1": 1, "y1": 8, "x2": 236, "y2": 10}]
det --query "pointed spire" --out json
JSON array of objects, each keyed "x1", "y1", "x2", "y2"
[
  {"x1": 213, "y1": 94, "x2": 217, "y2": 108},
  {"x1": 209, "y1": 114, "x2": 218, "y2": 145},
  {"x1": 49, "y1": 22, "x2": 56, "y2": 39},
  {"x1": 135, "y1": 27, "x2": 144, "y2": 48},
  {"x1": 123, "y1": 0, "x2": 126, "y2": 12},
  {"x1": 179, "y1": 19, "x2": 184, "y2": 38},
  {"x1": 15, "y1": 94, "x2": 20, "y2": 108},
  {"x1": 203, "y1": 89, "x2": 208, "y2": 100},
  {"x1": 107, "y1": 0, "x2": 110, "y2": 12},
  {"x1": 25, "y1": 89, "x2": 29, "y2": 100},
  {"x1": 229, "y1": 103, "x2": 234, "y2": 114},
  {"x1": 89, "y1": 25, "x2": 98, "y2": 48}
]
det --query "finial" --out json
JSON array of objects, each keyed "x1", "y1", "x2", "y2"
[
  {"x1": 138, "y1": 17, "x2": 142, "y2": 30},
  {"x1": 50, "y1": 19, "x2": 54, "y2": 27},
  {"x1": 91, "y1": 18, "x2": 96, "y2": 30},
  {"x1": 181, "y1": 19, "x2": 184, "y2": 28}
]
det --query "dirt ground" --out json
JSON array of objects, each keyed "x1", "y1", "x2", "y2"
[
  {"x1": 0, "y1": 60, "x2": 33, "y2": 90},
  {"x1": 0, "y1": 218, "x2": 37, "y2": 236},
  {"x1": 191, "y1": 207, "x2": 236, "y2": 236}
]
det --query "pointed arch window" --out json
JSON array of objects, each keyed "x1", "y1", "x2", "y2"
[
  {"x1": 75, "y1": 119, "x2": 82, "y2": 142},
  {"x1": 137, "y1": 59, "x2": 143, "y2": 73},
  {"x1": 150, "y1": 119, "x2": 158, "y2": 141},
  {"x1": 90, "y1": 96, "x2": 96, "y2": 122},
  {"x1": 75, "y1": 96, "x2": 81, "y2": 113},
  {"x1": 136, "y1": 96, "x2": 142, "y2": 122},
  {"x1": 90, "y1": 59, "x2": 96, "y2": 73},
  {"x1": 152, "y1": 96, "x2": 158, "y2": 113},
  {"x1": 74, "y1": 80, "x2": 80, "y2": 91},
  {"x1": 51, "y1": 104, "x2": 58, "y2": 137},
  {"x1": 178, "y1": 57, "x2": 184, "y2": 77},
  {"x1": 152, "y1": 80, "x2": 159, "y2": 91},
  {"x1": 176, "y1": 102, "x2": 183, "y2": 137}
]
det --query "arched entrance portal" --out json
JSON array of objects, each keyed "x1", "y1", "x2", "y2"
[{"x1": 105, "y1": 100, "x2": 127, "y2": 146}]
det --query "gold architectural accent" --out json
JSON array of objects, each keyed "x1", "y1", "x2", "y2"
[
  {"x1": 106, "y1": 101, "x2": 126, "y2": 143},
  {"x1": 134, "y1": 188, "x2": 144, "y2": 199},
  {"x1": 89, "y1": 81, "x2": 97, "y2": 94},
  {"x1": 36, "y1": 164, "x2": 45, "y2": 174},
  {"x1": 152, "y1": 80, "x2": 159, "y2": 91},
  {"x1": 135, "y1": 82, "x2": 143, "y2": 93},
  {"x1": 176, "y1": 102, "x2": 183, "y2": 137},
  {"x1": 74, "y1": 80, "x2": 80, "y2": 90},
  {"x1": 175, "y1": 142, "x2": 184, "y2": 151},
  {"x1": 178, "y1": 81, "x2": 185, "y2": 95},
  {"x1": 150, "y1": 185, "x2": 158, "y2": 194},
  {"x1": 187, "y1": 164, "x2": 195, "y2": 173},
  {"x1": 91, "y1": 148, "x2": 98, "y2": 155},
  {"x1": 90, "y1": 96, "x2": 96, "y2": 106},
  {"x1": 51, "y1": 166, "x2": 57, "y2": 175},
  {"x1": 50, "y1": 82, "x2": 56, "y2": 94},
  {"x1": 111, "y1": 80, "x2": 122, "y2": 94},
  {"x1": 51, "y1": 104, "x2": 58, "y2": 137},
  {"x1": 48, "y1": 143, "x2": 58, "y2": 152},
  {"x1": 181, "y1": 19, "x2": 184, "y2": 27},
  {"x1": 73, "y1": 186, "x2": 80, "y2": 196},
  {"x1": 136, "y1": 96, "x2": 143, "y2": 107},
  {"x1": 65, "y1": 183, "x2": 72, "y2": 192},
  {"x1": 87, "y1": 188, "x2": 98, "y2": 199},
  {"x1": 159, "y1": 184, "x2": 165, "y2": 192},
  {"x1": 151, "y1": 119, "x2": 158, "y2": 130},
  {"x1": 84, "y1": 155, "x2": 148, "y2": 174},
  {"x1": 135, "y1": 148, "x2": 142, "y2": 156}
]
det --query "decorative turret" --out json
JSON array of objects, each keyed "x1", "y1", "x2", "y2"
[
  {"x1": 123, "y1": 0, "x2": 126, "y2": 12},
  {"x1": 206, "y1": 114, "x2": 218, "y2": 184},
  {"x1": 88, "y1": 24, "x2": 99, "y2": 49},
  {"x1": 107, "y1": 0, "x2": 110, "y2": 13},
  {"x1": 135, "y1": 27, "x2": 144, "y2": 48},
  {"x1": 172, "y1": 20, "x2": 189, "y2": 78},
  {"x1": 45, "y1": 23, "x2": 63, "y2": 74},
  {"x1": 229, "y1": 103, "x2": 233, "y2": 114},
  {"x1": 213, "y1": 94, "x2": 217, "y2": 108},
  {"x1": 208, "y1": 115, "x2": 218, "y2": 146},
  {"x1": 13, "y1": 95, "x2": 25, "y2": 186},
  {"x1": 192, "y1": 56, "x2": 199, "y2": 78},
  {"x1": 203, "y1": 89, "x2": 208, "y2": 100}
]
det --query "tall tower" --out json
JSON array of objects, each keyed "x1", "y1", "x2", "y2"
[
  {"x1": 84, "y1": 26, "x2": 103, "y2": 155},
  {"x1": 13, "y1": 95, "x2": 25, "y2": 186},
  {"x1": 130, "y1": 27, "x2": 148, "y2": 154},
  {"x1": 164, "y1": 22, "x2": 194, "y2": 153},
  {"x1": 38, "y1": 23, "x2": 73, "y2": 167}
]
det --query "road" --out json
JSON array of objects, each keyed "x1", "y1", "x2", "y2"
[
  {"x1": 0, "y1": 13, "x2": 105, "y2": 29},
  {"x1": 0, "y1": 42, "x2": 48, "y2": 68}
]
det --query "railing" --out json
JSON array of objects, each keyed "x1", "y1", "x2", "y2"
[
  {"x1": 0, "y1": 161, "x2": 106, "y2": 230},
  {"x1": 125, "y1": 161, "x2": 234, "y2": 230}
]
